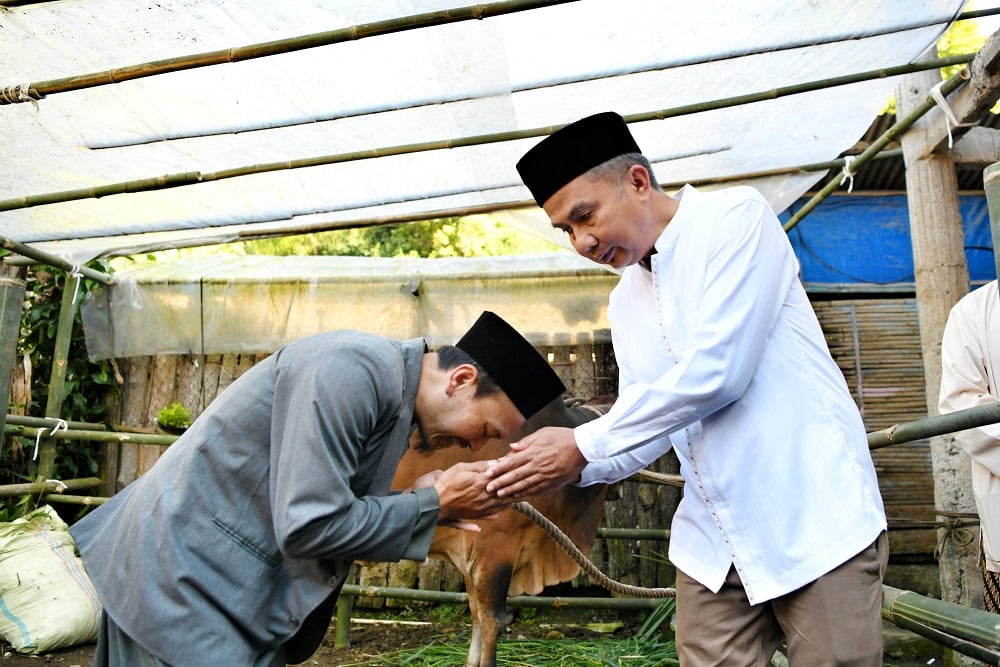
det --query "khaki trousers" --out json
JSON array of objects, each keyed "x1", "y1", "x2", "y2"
[{"x1": 675, "y1": 531, "x2": 888, "y2": 667}]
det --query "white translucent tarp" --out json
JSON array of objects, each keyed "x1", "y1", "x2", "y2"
[
  {"x1": 81, "y1": 254, "x2": 621, "y2": 358},
  {"x1": 0, "y1": 0, "x2": 967, "y2": 264}
]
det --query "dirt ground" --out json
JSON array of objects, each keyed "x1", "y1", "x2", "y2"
[
  {"x1": 0, "y1": 605, "x2": 946, "y2": 667},
  {"x1": 0, "y1": 604, "x2": 644, "y2": 667}
]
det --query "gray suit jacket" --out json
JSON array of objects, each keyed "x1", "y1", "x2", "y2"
[{"x1": 71, "y1": 332, "x2": 439, "y2": 666}]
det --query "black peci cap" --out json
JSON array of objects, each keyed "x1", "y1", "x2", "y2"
[
  {"x1": 516, "y1": 111, "x2": 642, "y2": 207},
  {"x1": 455, "y1": 311, "x2": 565, "y2": 419}
]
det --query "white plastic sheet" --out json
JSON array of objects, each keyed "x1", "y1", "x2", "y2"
[{"x1": 0, "y1": 0, "x2": 966, "y2": 262}]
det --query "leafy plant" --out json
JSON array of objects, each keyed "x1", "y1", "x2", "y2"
[
  {"x1": 157, "y1": 402, "x2": 192, "y2": 430},
  {"x1": 1, "y1": 262, "x2": 118, "y2": 520}
]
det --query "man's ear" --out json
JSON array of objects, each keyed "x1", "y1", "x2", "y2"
[
  {"x1": 627, "y1": 164, "x2": 652, "y2": 197},
  {"x1": 446, "y1": 364, "x2": 479, "y2": 396}
]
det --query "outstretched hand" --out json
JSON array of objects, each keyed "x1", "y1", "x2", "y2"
[
  {"x1": 483, "y1": 426, "x2": 587, "y2": 499},
  {"x1": 433, "y1": 461, "x2": 510, "y2": 532}
]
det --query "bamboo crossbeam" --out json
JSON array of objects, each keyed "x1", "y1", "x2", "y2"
[
  {"x1": 0, "y1": 236, "x2": 113, "y2": 284},
  {"x1": 597, "y1": 527, "x2": 670, "y2": 541},
  {"x1": 883, "y1": 585, "x2": 1000, "y2": 656},
  {"x1": 5, "y1": 414, "x2": 106, "y2": 431},
  {"x1": 339, "y1": 585, "x2": 660, "y2": 609},
  {"x1": 868, "y1": 403, "x2": 1000, "y2": 450},
  {"x1": 39, "y1": 493, "x2": 107, "y2": 505},
  {"x1": 94, "y1": 47, "x2": 969, "y2": 147},
  {"x1": 783, "y1": 68, "x2": 970, "y2": 232},
  {"x1": 0, "y1": 0, "x2": 575, "y2": 105},
  {"x1": 0, "y1": 476, "x2": 102, "y2": 497},
  {"x1": 4, "y1": 424, "x2": 178, "y2": 446},
  {"x1": 0, "y1": 53, "x2": 939, "y2": 217}
]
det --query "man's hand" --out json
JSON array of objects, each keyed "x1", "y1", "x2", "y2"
[
  {"x1": 483, "y1": 426, "x2": 586, "y2": 499},
  {"x1": 433, "y1": 461, "x2": 511, "y2": 532}
]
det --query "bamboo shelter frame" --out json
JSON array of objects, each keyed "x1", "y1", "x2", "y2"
[
  {"x1": 0, "y1": 3, "x2": 983, "y2": 264},
  {"x1": 2, "y1": 4, "x2": 999, "y2": 662}
]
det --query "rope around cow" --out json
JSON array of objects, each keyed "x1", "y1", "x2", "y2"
[{"x1": 512, "y1": 500, "x2": 676, "y2": 598}]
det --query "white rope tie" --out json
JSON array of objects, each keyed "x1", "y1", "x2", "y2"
[
  {"x1": 33, "y1": 419, "x2": 68, "y2": 461},
  {"x1": 839, "y1": 155, "x2": 857, "y2": 193},
  {"x1": 0, "y1": 83, "x2": 41, "y2": 110},
  {"x1": 69, "y1": 266, "x2": 83, "y2": 304},
  {"x1": 929, "y1": 81, "x2": 974, "y2": 149}
]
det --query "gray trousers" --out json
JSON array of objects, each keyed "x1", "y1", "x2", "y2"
[
  {"x1": 675, "y1": 531, "x2": 888, "y2": 667},
  {"x1": 91, "y1": 612, "x2": 286, "y2": 667}
]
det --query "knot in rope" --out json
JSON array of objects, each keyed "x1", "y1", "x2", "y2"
[
  {"x1": 934, "y1": 511, "x2": 979, "y2": 560},
  {"x1": 0, "y1": 83, "x2": 42, "y2": 109}
]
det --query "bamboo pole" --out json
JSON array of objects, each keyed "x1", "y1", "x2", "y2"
[
  {"x1": 883, "y1": 585, "x2": 1000, "y2": 657},
  {"x1": 5, "y1": 414, "x2": 106, "y2": 431},
  {"x1": 39, "y1": 493, "x2": 107, "y2": 505},
  {"x1": 0, "y1": 0, "x2": 576, "y2": 104},
  {"x1": 0, "y1": 476, "x2": 102, "y2": 497},
  {"x1": 338, "y1": 585, "x2": 660, "y2": 610},
  {"x1": 783, "y1": 68, "x2": 970, "y2": 232},
  {"x1": 97, "y1": 48, "x2": 970, "y2": 147},
  {"x1": 0, "y1": 275, "x2": 25, "y2": 438},
  {"x1": 34, "y1": 272, "x2": 80, "y2": 480},
  {"x1": 0, "y1": 53, "x2": 965, "y2": 218},
  {"x1": 985, "y1": 161, "x2": 1000, "y2": 281},
  {"x1": 4, "y1": 424, "x2": 178, "y2": 446},
  {"x1": 1, "y1": 238, "x2": 113, "y2": 285},
  {"x1": 868, "y1": 403, "x2": 1000, "y2": 450}
]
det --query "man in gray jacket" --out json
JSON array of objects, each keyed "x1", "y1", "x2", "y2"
[{"x1": 71, "y1": 311, "x2": 565, "y2": 666}]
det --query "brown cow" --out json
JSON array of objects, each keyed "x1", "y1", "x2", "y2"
[{"x1": 391, "y1": 397, "x2": 610, "y2": 667}]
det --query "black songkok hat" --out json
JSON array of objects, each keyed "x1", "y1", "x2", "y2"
[
  {"x1": 516, "y1": 111, "x2": 642, "y2": 207},
  {"x1": 456, "y1": 311, "x2": 566, "y2": 419}
]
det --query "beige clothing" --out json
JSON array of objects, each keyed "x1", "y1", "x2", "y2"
[
  {"x1": 675, "y1": 532, "x2": 888, "y2": 667},
  {"x1": 940, "y1": 280, "x2": 1000, "y2": 572}
]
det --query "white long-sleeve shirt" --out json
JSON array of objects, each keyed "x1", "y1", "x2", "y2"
[
  {"x1": 939, "y1": 279, "x2": 1000, "y2": 572},
  {"x1": 575, "y1": 185, "x2": 886, "y2": 605}
]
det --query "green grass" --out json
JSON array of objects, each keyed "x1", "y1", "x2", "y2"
[{"x1": 344, "y1": 635, "x2": 679, "y2": 666}]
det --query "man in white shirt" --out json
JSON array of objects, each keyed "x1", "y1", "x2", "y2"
[
  {"x1": 486, "y1": 112, "x2": 888, "y2": 665},
  {"x1": 940, "y1": 279, "x2": 1000, "y2": 612}
]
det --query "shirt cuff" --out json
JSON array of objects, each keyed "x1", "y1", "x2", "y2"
[{"x1": 400, "y1": 486, "x2": 440, "y2": 562}]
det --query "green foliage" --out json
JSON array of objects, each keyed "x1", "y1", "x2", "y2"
[
  {"x1": 240, "y1": 216, "x2": 556, "y2": 258},
  {"x1": 1, "y1": 263, "x2": 118, "y2": 520},
  {"x1": 157, "y1": 402, "x2": 192, "y2": 429}
]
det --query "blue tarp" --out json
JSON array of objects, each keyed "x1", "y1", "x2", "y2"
[{"x1": 783, "y1": 194, "x2": 996, "y2": 285}]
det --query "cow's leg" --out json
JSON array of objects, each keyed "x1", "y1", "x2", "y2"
[
  {"x1": 471, "y1": 563, "x2": 514, "y2": 667},
  {"x1": 464, "y1": 577, "x2": 484, "y2": 667}
]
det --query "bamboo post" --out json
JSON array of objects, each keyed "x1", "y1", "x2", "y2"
[
  {"x1": 0, "y1": 271, "x2": 25, "y2": 439},
  {"x1": 334, "y1": 564, "x2": 358, "y2": 649},
  {"x1": 34, "y1": 272, "x2": 81, "y2": 480},
  {"x1": 984, "y1": 161, "x2": 1000, "y2": 281},
  {"x1": 897, "y1": 53, "x2": 978, "y2": 622}
]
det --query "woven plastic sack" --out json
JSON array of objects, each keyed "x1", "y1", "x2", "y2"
[{"x1": 0, "y1": 504, "x2": 102, "y2": 654}]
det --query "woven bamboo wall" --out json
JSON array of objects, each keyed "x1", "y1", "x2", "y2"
[{"x1": 107, "y1": 295, "x2": 933, "y2": 594}]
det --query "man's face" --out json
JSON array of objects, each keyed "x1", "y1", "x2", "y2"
[
  {"x1": 412, "y1": 385, "x2": 525, "y2": 454},
  {"x1": 543, "y1": 167, "x2": 654, "y2": 270}
]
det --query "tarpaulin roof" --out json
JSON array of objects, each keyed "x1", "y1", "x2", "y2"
[{"x1": 0, "y1": 0, "x2": 969, "y2": 265}]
